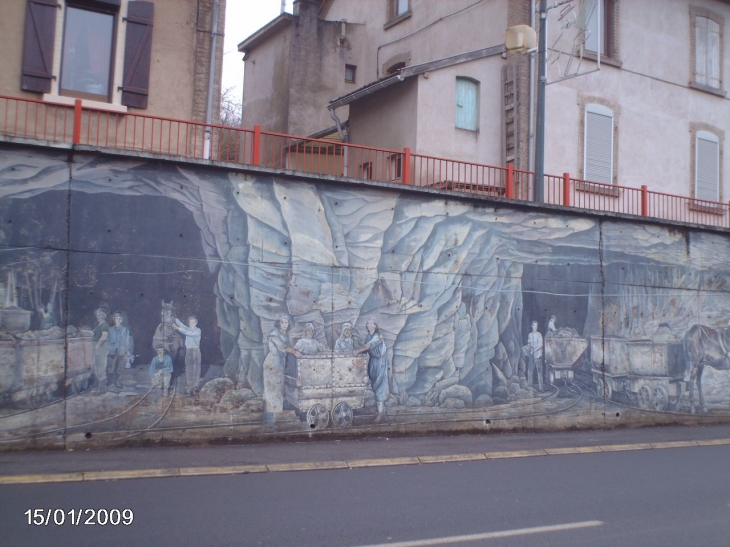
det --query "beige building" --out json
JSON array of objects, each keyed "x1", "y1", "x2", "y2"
[
  {"x1": 0, "y1": 0, "x2": 226, "y2": 123},
  {"x1": 240, "y1": 0, "x2": 730, "y2": 202}
]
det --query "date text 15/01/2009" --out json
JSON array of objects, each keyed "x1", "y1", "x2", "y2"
[{"x1": 24, "y1": 508, "x2": 134, "y2": 526}]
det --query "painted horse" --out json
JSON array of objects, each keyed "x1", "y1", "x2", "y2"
[
  {"x1": 683, "y1": 324, "x2": 730, "y2": 413},
  {"x1": 153, "y1": 300, "x2": 185, "y2": 382}
]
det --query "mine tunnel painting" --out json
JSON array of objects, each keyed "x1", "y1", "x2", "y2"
[{"x1": 0, "y1": 148, "x2": 729, "y2": 445}]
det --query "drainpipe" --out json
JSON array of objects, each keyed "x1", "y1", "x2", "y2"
[
  {"x1": 329, "y1": 106, "x2": 349, "y2": 176},
  {"x1": 204, "y1": 0, "x2": 220, "y2": 160},
  {"x1": 528, "y1": 0, "x2": 536, "y2": 173}
]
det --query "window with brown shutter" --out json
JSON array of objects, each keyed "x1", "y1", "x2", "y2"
[
  {"x1": 21, "y1": 0, "x2": 58, "y2": 94},
  {"x1": 121, "y1": 1, "x2": 154, "y2": 109}
]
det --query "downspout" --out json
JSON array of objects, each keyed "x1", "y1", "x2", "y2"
[
  {"x1": 329, "y1": 106, "x2": 349, "y2": 176},
  {"x1": 528, "y1": 0, "x2": 536, "y2": 172},
  {"x1": 204, "y1": 0, "x2": 221, "y2": 160}
]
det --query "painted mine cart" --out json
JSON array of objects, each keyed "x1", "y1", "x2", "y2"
[
  {"x1": 544, "y1": 333, "x2": 588, "y2": 385},
  {"x1": 0, "y1": 334, "x2": 95, "y2": 408},
  {"x1": 590, "y1": 336, "x2": 685, "y2": 411},
  {"x1": 284, "y1": 352, "x2": 369, "y2": 429}
]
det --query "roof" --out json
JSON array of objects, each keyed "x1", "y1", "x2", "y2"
[
  {"x1": 328, "y1": 44, "x2": 506, "y2": 109},
  {"x1": 237, "y1": 13, "x2": 296, "y2": 56}
]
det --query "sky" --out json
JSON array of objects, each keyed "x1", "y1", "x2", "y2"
[{"x1": 222, "y1": 0, "x2": 295, "y2": 104}]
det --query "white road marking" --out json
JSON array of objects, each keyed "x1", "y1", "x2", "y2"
[{"x1": 351, "y1": 520, "x2": 605, "y2": 547}]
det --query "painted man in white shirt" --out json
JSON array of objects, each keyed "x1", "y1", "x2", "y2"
[
  {"x1": 526, "y1": 320, "x2": 544, "y2": 391},
  {"x1": 173, "y1": 315, "x2": 202, "y2": 395}
]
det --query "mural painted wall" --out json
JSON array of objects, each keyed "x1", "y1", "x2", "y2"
[{"x1": 1, "y1": 143, "x2": 730, "y2": 449}]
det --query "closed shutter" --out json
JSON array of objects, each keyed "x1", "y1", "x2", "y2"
[
  {"x1": 455, "y1": 77, "x2": 478, "y2": 131},
  {"x1": 584, "y1": 105, "x2": 613, "y2": 184},
  {"x1": 696, "y1": 131, "x2": 719, "y2": 201},
  {"x1": 121, "y1": 1, "x2": 154, "y2": 108},
  {"x1": 695, "y1": 17, "x2": 708, "y2": 86},
  {"x1": 21, "y1": 0, "x2": 58, "y2": 93},
  {"x1": 695, "y1": 16, "x2": 721, "y2": 89},
  {"x1": 708, "y1": 19, "x2": 721, "y2": 89}
]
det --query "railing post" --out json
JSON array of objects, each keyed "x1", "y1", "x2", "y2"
[
  {"x1": 641, "y1": 185, "x2": 649, "y2": 216},
  {"x1": 252, "y1": 124, "x2": 261, "y2": 166},
  {"x1": 402, "y1": 147, "x2": 411, "y2": 185},
  {"x1": 72, "y1": 99, "x2": 82, "y2": 144},
  {"x1": 506, "y1": 163, "x2": 514, "y2": 199},
  {"x1": 563, "y1": 172, "x2": 571, "y2": 207}
]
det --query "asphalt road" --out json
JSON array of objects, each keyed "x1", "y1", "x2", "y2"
[{"x1": 3, "y1": 443, "x2": 730, "y2": 547}]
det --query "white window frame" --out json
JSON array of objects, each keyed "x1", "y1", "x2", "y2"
[
  {"x1": 695, "y1": 130, "x2": 720, "y2": 202},
  {"x1": 46, "y1": 0, "x2": 130, "y2": 111},
  {"x1": 583, "y1": 103, "x2": 614, "y2": 184}
]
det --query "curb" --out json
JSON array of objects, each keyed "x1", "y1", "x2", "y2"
[{"x1": 2, "y1": 438, "x2": 729, "y2": 485}]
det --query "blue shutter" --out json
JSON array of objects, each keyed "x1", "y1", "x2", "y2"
[{"x1": 455, "y1": 78, "x2": 478, "y2": 131}]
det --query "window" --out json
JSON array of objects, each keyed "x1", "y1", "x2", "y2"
[
  {"x1": 390, "y1": 0, "x2": 409, "y2": 19},
  {"x1": 385, "y1": 0, "x2": 410, "y2": 28},
  {"x1": 693, "y1": 13, "x2": 722, "y2": 91},
  {"x1": 345, "y1": 64, "x2": 356, "y2": 84},
  {"x1": 695, "y1": 131, "x2": 720, "y2": 201},
  {"x1": 584, "y1": 0, "x2": 616, "y2": 58},
  {"x1": 21, "y1": 0, "x2": 155, "y2": 108},
  {"x1": 360, "y1": 161, "x2": 373, "y2": 179},
  {"x1": 455, "y1": 77, "x2": 479, "y2": 131},
  {"x1": 584, "y1": 103, "x2": 614, "y2": 184},
  {"x1": 60, "y1": 4, "x2": 116, "y2": 102}
]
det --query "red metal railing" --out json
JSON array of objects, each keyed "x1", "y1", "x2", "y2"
[{"x1": 1, "y1": 94, "x2": 728, "y2": 229}]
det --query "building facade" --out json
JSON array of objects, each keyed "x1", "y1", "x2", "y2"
[
  {"x1": 239, "y1": 0, "x2": 729, "y2": 201},
  {"x1": 0, "y1": 0, "x2": 226, "y2": 123}
]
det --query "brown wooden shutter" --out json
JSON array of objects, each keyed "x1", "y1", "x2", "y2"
[
  {"x1": 121, "y1": 1, "x2": 154, "y2": 109},
  {"x1": 21, "y1": 0, "x2": 58, "y2": 94}
]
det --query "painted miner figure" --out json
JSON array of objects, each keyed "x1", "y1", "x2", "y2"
[
  {"x1": 173, "y1": 315, "x2": 202, "y2": 395},
  {"x1": 153, "y1": 300, "x2": 185, "y2": 388},
  {"x1": 357, "y1": 317, "x2": 389, "y2": 424},
  {"x1": 107, "y1": 311, "x2": 133, "y2": 389},
  {"x1": 335, "y1": 322, "x2": 362, "y2": 352},
  {"x1": 293, "y1": 322, "x2": 329, "y2": 355},
  {"x1": 524, "y1": 320, "x2": 544, "y2": 391},
  {"x1": 262, "y1": 315, "x2": 302, "y2": 425},
  {"x1": 92, "y1": 307, "x2": 110, "y2": 394},
  {"x1": 149, "y1": 347, "x2": 173, "y2": 396}
]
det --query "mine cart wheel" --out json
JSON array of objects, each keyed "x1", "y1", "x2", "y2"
[
  {"x1": 29, "y1": 387, "x2": 49, "y2": 409},
  {"x1": 332, "y1": 402, "x2": 353, "y2": 427},
  {"x1": 652, "y1": 385, "x2": 669, "y2": 412},
  {"x1": 638, "y1": 385, "x2": 652, "y2": 410},
  {"x1": 596, "y1": 377, "x2": 612, "y2": 400},
  {"x1": 73, "y1": 375, "x2": 89, "y2": 395},
  {"x1": 306, "y1": 404, "x2": 329, "y2": 429}
]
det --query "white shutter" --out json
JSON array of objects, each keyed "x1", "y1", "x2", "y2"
[
  {"x1": 455, "y1": 78, "x2": 479, "y2": 131},
  {"x1": 708, "y1": 19, "x2": 721, "y2": 89},
  {"x1": 584, "y1": 104, "x2": 613, "y2": 184},
  {"x1": 696, "y1": 131, "x2": 719, "y2": 201},
  {"x1": 695, "y1": 17, "x2": 708, "y2": 86},
  {"x1": 397, "y1": 0, "x2": 408, "y2": 16}
]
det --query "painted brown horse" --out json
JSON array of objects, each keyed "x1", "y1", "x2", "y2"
[{"x1": 683, "y1": 324, "x2": 730, "y2": 413}]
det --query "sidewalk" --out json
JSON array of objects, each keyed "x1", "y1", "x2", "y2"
[{"x1": 2, "y1": 423, "x2": 730, "y2": 481}]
